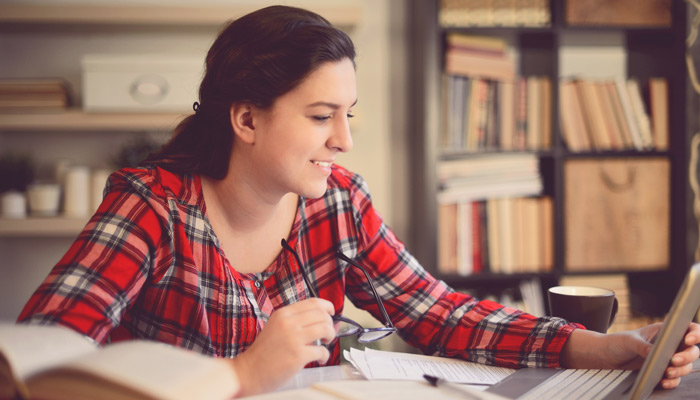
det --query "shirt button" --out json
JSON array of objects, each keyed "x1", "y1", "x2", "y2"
[{"x1": 254, "y1": 280, "x2": 262, "y2": 288}]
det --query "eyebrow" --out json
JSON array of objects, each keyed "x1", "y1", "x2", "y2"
[{"x1": 306, "y1": 99, "x2": 358, "y2": 109}]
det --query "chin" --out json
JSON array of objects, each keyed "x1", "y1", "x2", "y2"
[
  {"x1": 303, "y1": 187, "x2": 328, "y2": 199},
  {"x1": 299, "y1": 181, "x2": 329, "y2": 199}
]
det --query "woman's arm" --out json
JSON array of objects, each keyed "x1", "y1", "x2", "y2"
[
  {"x1": 17, "y1": 172, "x2": 160, "y2": 343},
  {"x1": 560, "y1": 323, "x2": 700, "y2": 389}
]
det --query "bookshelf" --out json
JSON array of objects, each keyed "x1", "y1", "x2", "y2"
[
  {"x1": 0, "y1": 3, "x2": 360, "y2": 237},
  {"x1": 407, "y1": 0, "x2": 692, "y2": 321}
]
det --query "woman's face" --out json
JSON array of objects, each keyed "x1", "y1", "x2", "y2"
[{"x1": 246, "y1": 58, "x2": 356, "y2": 200}]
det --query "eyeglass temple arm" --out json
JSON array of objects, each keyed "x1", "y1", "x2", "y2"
[
  {"x1": 281, "y1": 239, "x2": 320, "y2": 298},
  {"x1": 335, "y1": 250, "x2": 394, "y2": 328}
]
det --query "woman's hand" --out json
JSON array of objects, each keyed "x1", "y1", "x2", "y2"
[
  {"x1": 561, "y1": 323, "x2": 700, "y2": 389},
  {"x1": 230, "y1": 298, "x2": 336, "y2": 397}
]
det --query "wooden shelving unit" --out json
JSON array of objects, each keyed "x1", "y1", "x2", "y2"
[
  {"x1": 0, "y1": 217, "x2": 89, "y2": 237},
  {"x1": 406, "y1": 0, "x2": 691, "y2": 318},
  {"x1": 0, "y1": 3, "x2": 361, "y2": 28},
  {"x1": 0, "y1": 110, "x2": 186, "y2": 132}
]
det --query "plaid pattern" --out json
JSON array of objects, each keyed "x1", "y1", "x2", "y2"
[{"x1": 18, "y1": 165, "x2": 578, "y2": 368}]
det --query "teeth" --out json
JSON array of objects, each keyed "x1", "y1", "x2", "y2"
[{"x1": 313, "y1": 161, "x2": 332, "y2": 167}]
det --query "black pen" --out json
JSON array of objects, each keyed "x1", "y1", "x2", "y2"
[{"x1": 423, "y1": 374, "x2": 486, "y2": 399}]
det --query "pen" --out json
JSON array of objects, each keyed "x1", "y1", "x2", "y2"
[{"x1": 423, "y1": 374, "x2": 484, "y2": 400}]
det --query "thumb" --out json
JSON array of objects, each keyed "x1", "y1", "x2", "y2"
[{"x1": 628, "y1": 333, "x2": 653, "y2": 359}]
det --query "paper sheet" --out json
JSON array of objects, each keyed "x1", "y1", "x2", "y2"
[{"x1": 344, "y1": 347, "x2": 514, "y2": 385}]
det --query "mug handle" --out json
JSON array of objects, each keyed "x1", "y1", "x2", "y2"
[{"x1": 608, "y1": 297, "x2": 619, "y2": 329}]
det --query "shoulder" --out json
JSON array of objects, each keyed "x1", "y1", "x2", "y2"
[{"x1": 106, "y1": 166, "x2": 198, "y2": 206}]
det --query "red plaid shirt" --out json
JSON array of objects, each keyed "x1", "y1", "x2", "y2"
[{"x1": 18, "y1": 165, "x2": 577, "y2": 368}]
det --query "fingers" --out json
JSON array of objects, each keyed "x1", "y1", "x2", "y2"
[
  {"x1": 672, "y1": 342, "x2": 700, "y2": 366},
  {"x1": 684, "y1": 323, "x2": 700, "y2": 346},
  {"x1": 272, "y1": 298, "x2": 335, "y2": 343},
  {"x1": 282, "y1": 297, "x2": 335, "y2": 316},
  {"x1": 659, "y1": 326, "x2": 700, "y2": 390},
  {"x1": 659, "y1": 376, "x2": 681, "y2": 389},
  {"x1": 663, "y1": 343, "x2": 699, "y2": 382}
]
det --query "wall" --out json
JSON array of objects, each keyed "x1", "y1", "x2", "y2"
[{"x1": 0, "y1": 0, "x2": 411, "y2": 321}]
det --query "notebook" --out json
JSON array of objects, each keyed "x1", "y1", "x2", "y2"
[{"x1": 484, "y1": 262, "x2": 700, "y2": 400}]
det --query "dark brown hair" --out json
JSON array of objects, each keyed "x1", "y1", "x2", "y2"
[{"x1": 144, "y1": 5, "x2": 356, "y2": 179}]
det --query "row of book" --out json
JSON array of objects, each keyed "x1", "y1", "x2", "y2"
[
  {"x1": 439, "y1": 0, "x2": 551, "y2": 28},
  {"x1": 441, "y1": 75, "x2": 552, "y2": 153},
  {"x1": 0, "y1": 78, "x2": 71, "y2": 110},
  {"x1": 439, "y1": 0, "x2": 670, "y2": 28},
  {"x1": 559, "y1": 77, "x2": 668, "y2": 152},
  {"x1": 437, "y1": 196, "x2": 554, "y2": 277},
  {"x1": 442, "y1": 33, "x2": 552, "y2": 153},
  {"x1": 437, "y1": 152, "x2": 542, "y2": 203}
]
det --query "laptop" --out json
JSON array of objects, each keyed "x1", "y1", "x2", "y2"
[{"x1": 484, "y1": 262, "x2": 700, "y2": 400}]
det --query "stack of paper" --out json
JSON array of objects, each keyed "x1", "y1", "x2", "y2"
[{"x1": 343, "y1": 347, "x2": 515, "y2": 385}]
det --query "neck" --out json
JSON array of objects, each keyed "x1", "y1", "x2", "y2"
[{"x1": 202, "y1": 173, "x2": 297, "y2": 233}]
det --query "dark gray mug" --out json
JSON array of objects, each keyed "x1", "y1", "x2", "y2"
[{"x1": 548, "y1": 286, "x2": 618, "y2": 333}]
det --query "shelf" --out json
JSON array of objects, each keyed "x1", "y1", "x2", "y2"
[
  {"x1": 0, "y1": 3, "x2": 361, "y2": 29},
  {"x1": 0, "y1": 217, "x2": 89, "y2": 237},
  {"x1": 0, "y1": 110, "x2": 187, "y2": 132}
]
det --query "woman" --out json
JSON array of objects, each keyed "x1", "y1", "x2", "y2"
[{"x1": 18, "y1": 5, "x2": 700, "y2": 397}]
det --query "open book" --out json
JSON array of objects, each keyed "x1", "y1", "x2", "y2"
[
  {"x1": 0, "y1": 323, "x2": 239, "y2": 400},
  {"x1": 245, "y1": 379, "x2": 509, "y2": 400}
]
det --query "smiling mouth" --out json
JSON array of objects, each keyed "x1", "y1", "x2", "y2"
[{"x1": 312, "y1": 161, "x2": 333, "y2": 168}]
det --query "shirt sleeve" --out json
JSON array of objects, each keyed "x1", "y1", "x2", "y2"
[
  {"x1": 341, "y1": 172, "x2": 579, "y2": 369},
  {"x1": 16, "y1": 171, "x2": 163, "y2": 345}
]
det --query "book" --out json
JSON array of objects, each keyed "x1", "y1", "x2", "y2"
[
  {"x1": 626, "y1": 78, "x2": 655, "y2": 149},
  {"x1": 457, "y1": 202, "x2": 474, "y2": 275},
  {"x1": 439, "y1": 0, "x2": 550, "y2": 27},
  {"x1": 540, "y1": 196, "x2": 554, "y2": 272},
  {"x1": 565, "y1": 0, "x2": 671, "y2": 27},
  {"x1": 614, "y1": 78, "x2": 645, "y2": 150},
  {"x1": 444, "y1": 50, "x2": 516, "y2": 82},
  {"x1": 558, "y1": 79, "x2": 592, "y2": 152},
  {"x1": 0, "y1": 78, "x2": 71, "y2": 109},
  {"x1": 438, "y1": 203, "x2": 459, "y2": 274},
  {"x1": 604, "y1": 81, "x2": 635, "y2": 149},
  {"x1": 595, "y1": 80, "x2": 625, "y2": 149},
  {"x1": 498, "y1": 80, "x2": 516, "y2": 150},
  {"x1": 0, "y1": 323, "x2": 239, "y2": 400},
  {"x1": 515, "y1": 77, "x2": 528, "y2": 150},
  {"x1": 649, "y1": 77, "x2": 669, "y2": 150},
  {"x1": 445, "y1": 32, "x2": 508, "y2": 55},
  {"x1": 526, "y1": 76, "x2": 541, "y2": 150},
  {"x1": 577, "y1": 80, "x2": 613, "y2": 150},
  {"x1": 539, "y1": 76, "x2": 552, "y2": 150},
  {"x1": 245, "y1": 379, "x2": 508, "y2": 400}
]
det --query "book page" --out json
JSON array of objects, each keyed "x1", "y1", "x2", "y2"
[
  {"x1": 0, "y1": 323, "x2": 96, "y2": 382},
  {"x1": 241, "y1": 387, "x2": 338, "y2": 400},
  {"x1": 313, "y1": 380, "x2": 509, "y2": 400},
  {"x1": 346, "y1": 347, "x2": 514, "y2": 385},
  {"x1": 28, "y1": 340, "x2": 239, "y2": 400}
]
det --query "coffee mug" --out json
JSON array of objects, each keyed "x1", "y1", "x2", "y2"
[{"x1": 548, "y1": 286, "x2": 618, "y2": 333}]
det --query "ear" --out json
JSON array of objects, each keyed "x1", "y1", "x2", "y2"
[{"x1": 229, "y1": 102, "x2": 256, "y2": 144}]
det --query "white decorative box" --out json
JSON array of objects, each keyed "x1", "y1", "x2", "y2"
[{"x1": 81, "y1": 54, "x2": 204, "y2": 112}]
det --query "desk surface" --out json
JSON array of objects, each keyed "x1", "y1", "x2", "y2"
[{"x1": 279, "y1": 360, "x2": 700, "y2": 399}]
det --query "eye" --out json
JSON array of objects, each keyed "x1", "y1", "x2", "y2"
[
  {"x1": 347, "y1": 113, "x2": 355, "y2": 119},
  {"x1": 312, "y1": 115, "x2": 331, "y2": 122}
]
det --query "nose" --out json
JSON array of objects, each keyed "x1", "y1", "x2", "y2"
[{"x1": 327, "y1": 117, "x2": 354, "y2": 153}]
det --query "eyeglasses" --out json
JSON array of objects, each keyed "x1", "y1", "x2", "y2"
[{"x1": 281, "y1": 239, "x2": 397, "y2": 343}]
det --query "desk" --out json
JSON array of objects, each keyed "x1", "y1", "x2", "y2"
[{"x1": 277, "y1": 360, "x2": 700, "y2": 399}]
